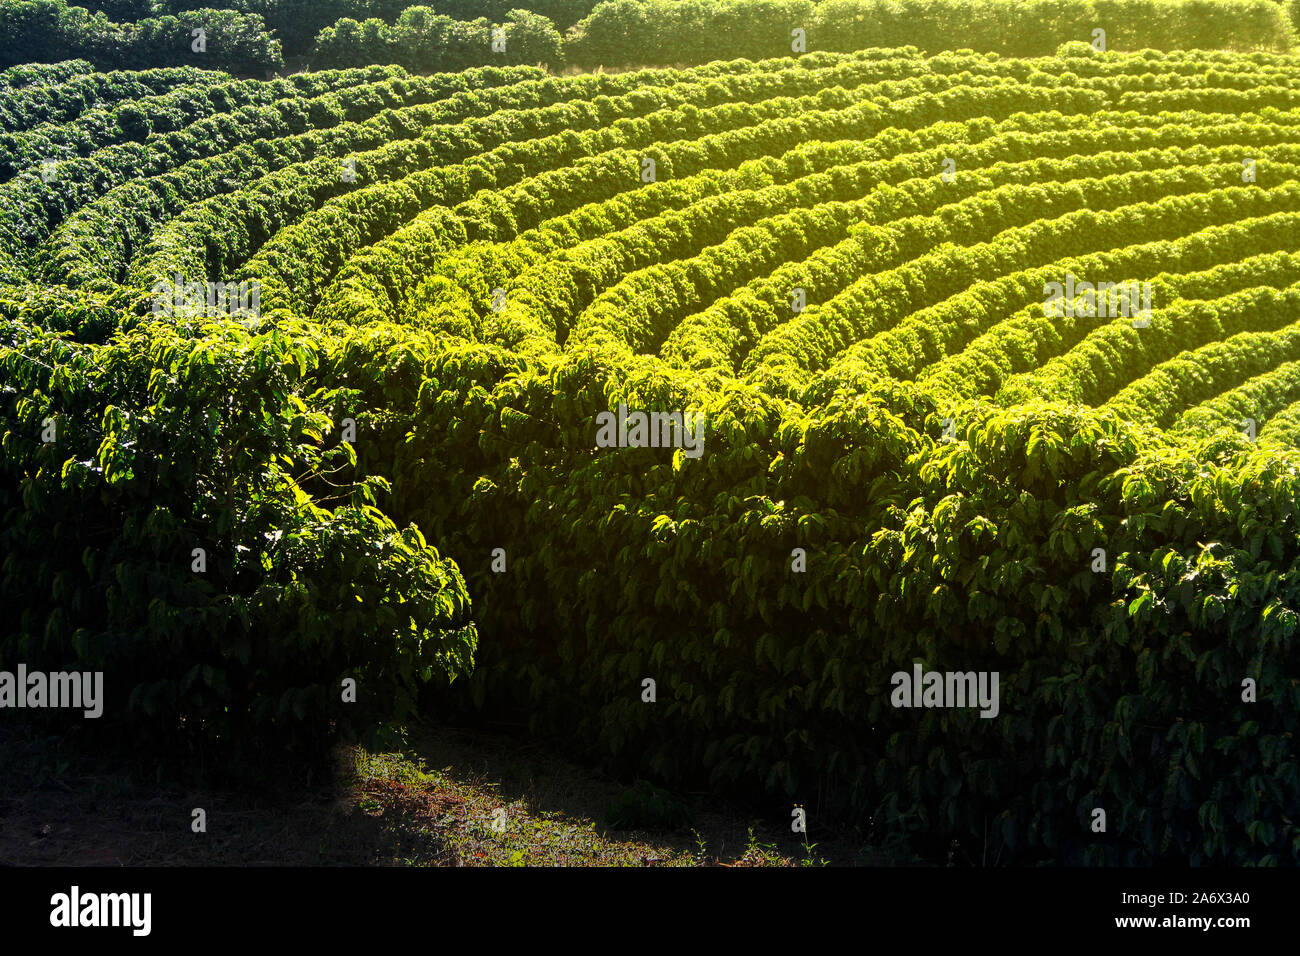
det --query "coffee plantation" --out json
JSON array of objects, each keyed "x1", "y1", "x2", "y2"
[{"x1": 1, "y1": 1, "x2": 1298, "y2": 866}]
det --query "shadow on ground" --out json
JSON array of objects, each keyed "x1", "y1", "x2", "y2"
[{"x1": 0, "y1": 721, "x2": 890, "y2": 866}]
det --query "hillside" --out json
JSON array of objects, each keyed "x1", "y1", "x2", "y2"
[{"x1": 1, "y1": 2, "x2": 1298, "y2": 869}]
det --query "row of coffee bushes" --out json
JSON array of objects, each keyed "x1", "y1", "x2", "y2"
[
  {"x1": 312, "y1": 7, "x2": 565, "y2": 71},
  {"x1": 0, "y1": 302, "x2": 478, "y2": 778},
  {"x1": 0, "y1": 0, "x2": 283, "y2": 73},
  {"x1": 308, "y1": 0, "x2": 1295, "y2": 70},
  {"x1": 564, "y1": 0, "x2": 1294, "y2": 67},
  {"x1": 5, "y1": 286, "x2": 1295, "y2": 856},
  {"x1": 6, "y1": 1, "x2": 1293, "y2": 75},
  {"x1": 308, "y1": 330, "x2": 1298, "y2": 865},
  {"x1": 78, "y1": 1, "x2": 603, "y2": 55}
]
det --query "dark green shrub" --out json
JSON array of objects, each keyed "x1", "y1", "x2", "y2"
[
  {"x1": 604, "y1": 780, "x2": 695, "y2": 830},
  {"x1": 0, "y1": 314, "x2": 476, "y2": 777}
]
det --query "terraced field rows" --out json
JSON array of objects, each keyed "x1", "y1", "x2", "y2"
[{"x1": 4, "y1": 42, "x2": 1299, "y2": 864}]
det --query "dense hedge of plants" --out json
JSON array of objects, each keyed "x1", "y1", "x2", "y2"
[
  {"x1": 565, "y1": 0, "x2": 1295, "y2": 68},
  {"x1": 7, "y1": 1, "x2": 1294, "y2": 77},
  {"x1": 0, "y1": 0, "x2": 283, "y2": 73},
  {"x1": 312, "y1": 6, "x2": 565, "y2": 71},
  {"x1": 0, "y1": 301, "x2": 477, "y2": 775},
  {"x1": 335, "y1": 339, "x2": 1296, "y2": 865}
]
